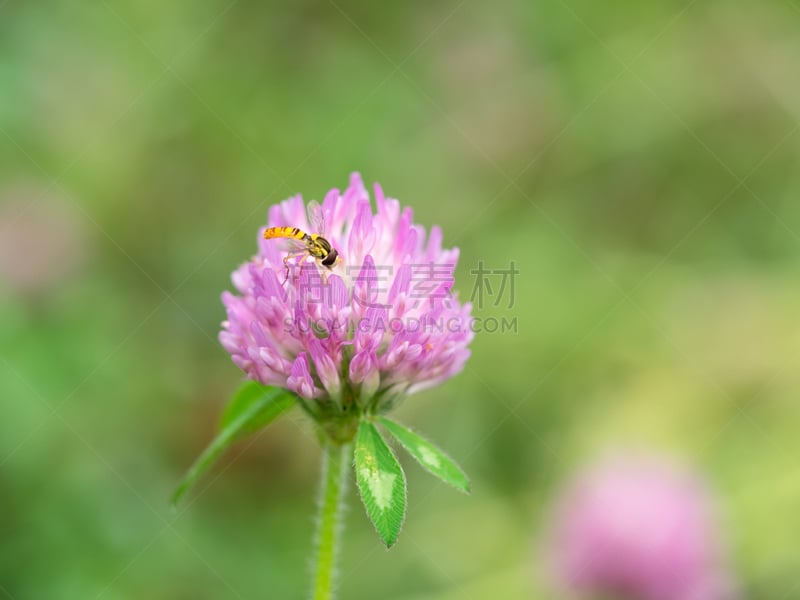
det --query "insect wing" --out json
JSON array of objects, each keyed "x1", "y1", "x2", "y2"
[
  {"x1": 280, "y1": 237, "x2": 309, "y2": 252},
  {"x1": 306, "y1": 200, "x2": 326, "y2": 235}
]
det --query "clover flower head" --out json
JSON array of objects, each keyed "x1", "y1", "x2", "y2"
[
  {"x1": 545, "y1": 453, "x2": 738, "y2": 600},
  {"x1": 219, "y1": 173, "x2": 473, "y2": 435}
]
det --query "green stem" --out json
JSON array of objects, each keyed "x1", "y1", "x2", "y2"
[{"x1": 311, "y1": 439, "x2": 351, "y2": 600}]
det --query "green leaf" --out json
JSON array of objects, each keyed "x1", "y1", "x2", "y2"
[
  {"x1": 219, "y1": 381, "x2": 295, "y2": 439},
  {"x1": 172, "y1": 382, "x2": 296, "y2": 507},
  {"x1": 354, "y1": 420, "x2": 406, "y2": 548},
  {"x1": 378, "y1": 417, "x2": 470, "y2": 494}
]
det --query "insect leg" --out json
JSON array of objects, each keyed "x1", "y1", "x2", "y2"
[{"x1": 282, "y1": 251, "x2": 308, "y2": 285}]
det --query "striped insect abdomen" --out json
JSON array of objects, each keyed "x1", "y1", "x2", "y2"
[{"x1": 264, "y1": 227, "x2": 308, "y2": 241}]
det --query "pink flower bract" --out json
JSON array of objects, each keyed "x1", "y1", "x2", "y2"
[{"x1": 219, "y1": 173, "x2": 473, "y2": 409}]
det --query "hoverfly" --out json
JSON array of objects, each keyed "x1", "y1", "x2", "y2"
[{"x1": 263, "y1": 200, "x2": 340, "y2": 282}]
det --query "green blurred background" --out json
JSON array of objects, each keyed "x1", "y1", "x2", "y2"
[{"x1": 2, "y1": 1, "x2": 799, "y2": 598}]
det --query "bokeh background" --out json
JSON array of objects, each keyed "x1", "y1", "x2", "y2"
[{"x1": 2, "y1": 1, "x2": 799, "y2": 598}]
